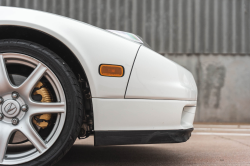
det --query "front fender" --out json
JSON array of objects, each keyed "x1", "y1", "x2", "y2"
[{"x1": 0, "y1": 7, "x2": 140, "y2": 98}]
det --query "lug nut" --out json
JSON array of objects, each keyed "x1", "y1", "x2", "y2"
[
  {"x1": 0, "y1": 97, "x2": 4, "y2": 104},
  {"x1": 21, "y1": 104, "x2": 29, "y2": 112},
  {"x1": 12, "y1": 118, "x2": 19, "y2": 126},
  {"x1": 0, "y1": 113, "x2": 4, "y2": 120},
  {"x1": 12, "y1": 92, "x2": 19, "y2": 99}
]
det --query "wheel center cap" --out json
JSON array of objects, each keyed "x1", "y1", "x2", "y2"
[{"x1": 2, "y1": 100, "x2": 20, "y2": 118}]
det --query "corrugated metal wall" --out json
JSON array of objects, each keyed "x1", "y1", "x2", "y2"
[
  {"x1": 195, "y1": 0, "x2": 250, "y2": 54},
  {"x1": 1, "y1": 0, "x2": 250, "y2": 54}
]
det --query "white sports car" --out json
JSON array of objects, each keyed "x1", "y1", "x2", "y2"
[{"x1": 0, "y1": 7, "x2": 197, "y2": 166}]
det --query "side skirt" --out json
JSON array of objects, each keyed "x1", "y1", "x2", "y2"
[{"x1": 94, "y1": 128, "x2": 193, "y2": 146}]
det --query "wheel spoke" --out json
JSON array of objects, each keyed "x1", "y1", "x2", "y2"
[
  {"x1": 0, "y1": 55, "x2": 13, "y2": 95},
  {"x1": 19, "y1": 122, "x2": 47, "y2": 153},
  {"x1": 18, "y1": 63, "x2": 47, "y2": 97},
  {"x1": 28, "y1": 102, "x2": 66, "y2": 116},
  {"x1": 0, "y1": 123, "x2": 15, "y2": 163}
]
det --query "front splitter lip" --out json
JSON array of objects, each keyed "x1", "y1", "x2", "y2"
[{"x1": 94, "y1": 128, "x2": 194, "y2": 146}]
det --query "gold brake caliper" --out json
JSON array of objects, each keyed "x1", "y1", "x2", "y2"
[{"x1": 32, "y1": 82, "x2": 52, "y2": 129}]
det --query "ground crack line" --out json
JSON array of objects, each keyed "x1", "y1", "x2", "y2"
[{"x1": 217, "y1": 135, "x2": 250, "y2": 148}]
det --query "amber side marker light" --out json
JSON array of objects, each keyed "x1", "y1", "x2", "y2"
[{"x1": 99, "y1": 64, "x2": 124, "y2": 77}]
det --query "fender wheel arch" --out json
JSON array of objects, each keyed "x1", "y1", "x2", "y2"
[{"x1": 0, "y1": 25, "x2": 94, "y2": 133}]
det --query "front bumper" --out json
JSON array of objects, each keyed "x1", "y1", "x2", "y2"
[
  {"x1": 93, "y1": 98, "x2": 196, "y2": 131},
  {"x1": 95, "y1": 128, "x2": 193, "y2": 146},
  {"x1": 93, "y1": 98, "x2": 196, "y2": 146}
]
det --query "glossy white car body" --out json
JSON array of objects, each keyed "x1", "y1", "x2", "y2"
[{"x1": 0, "y1": 7, "x2": 197, "y2": 146}]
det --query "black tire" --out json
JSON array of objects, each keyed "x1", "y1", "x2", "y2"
[{"x1": 0, "y1": 39, "x2": 83, "y2": 166}]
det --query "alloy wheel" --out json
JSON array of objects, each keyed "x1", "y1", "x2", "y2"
[{"x1": 0, "y1": 53, "x2": 66, "y2": 165}]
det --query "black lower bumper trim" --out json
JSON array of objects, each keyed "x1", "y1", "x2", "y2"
[{"x1": 94, "y1": 128, "x2": 193, "y2": 146}]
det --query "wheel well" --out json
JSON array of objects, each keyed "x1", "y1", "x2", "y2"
[
  {"x1": 0, "y1": 25, "x2": 93, "y2": 135},
  {"x1": 0, "y1": 26, "x2": 86, "y2": 80}
]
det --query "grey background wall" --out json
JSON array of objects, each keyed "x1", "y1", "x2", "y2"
[{"x1": 1, "y1": 0, "x2": 250, "y2": 123}]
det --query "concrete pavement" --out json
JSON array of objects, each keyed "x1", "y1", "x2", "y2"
[{"x1": 55, "y1": 124, "x2": 250, "y2": 166}]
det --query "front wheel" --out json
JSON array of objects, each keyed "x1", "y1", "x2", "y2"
[{"x1": 0, "y1": 39, "x2": 83, "y2": 166}]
